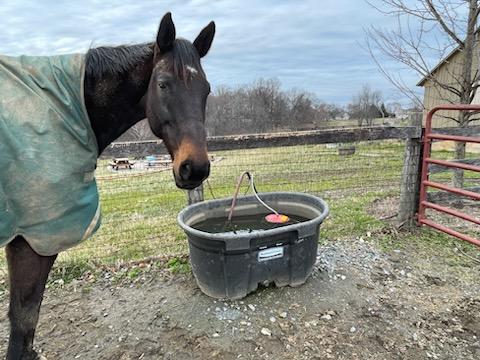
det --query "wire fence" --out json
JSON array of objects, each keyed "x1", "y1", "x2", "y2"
[
  {"x1": 1, "y1": 119, "x2": 478, "y2": 276},
  {"x1": 43, "y1": 138, "x2": 406, "y2": 269}
]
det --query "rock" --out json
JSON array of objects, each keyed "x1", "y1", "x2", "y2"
[
  {"x1": 214, "y1": 308, "x2": 243, "y2": 321},
  {"x1": 279, "y1": 311, "x2": 288, "y2": 318},
  {"x1": 248, "y1": 304, "x2": 256, "y2": 311},
  {"x1": 350, "y1": 326, "x2": 357, "y2": 333},
  {"x1": 269, "y1": 316, "x2": 276, "y2": 323},
  {"x1": 212, "y1": 332, "x2": 220, "y2": 338},
  {"x1": 321, "y1": 314, "x2": 332, "y2": 320},
  {"x1": 261, "y1": 327, "x2": 272, "y2": 336}
]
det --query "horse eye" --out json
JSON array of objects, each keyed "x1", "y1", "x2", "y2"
[{"x1": 158, "y1": 82, "x2": 167, "y2": 90}]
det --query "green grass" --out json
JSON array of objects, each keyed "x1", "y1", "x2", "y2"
[
  {"x1": 0, "y1": 140, "x2": 478, "y2": 282},
  {"x1": 428, "y1": 148, "x2": 480, "y2": 184},
  {"x1": 166, "y1": 257, "x2": 191, "y2": 274},
  {"x1": 71, "y1": 141, "x2": 406, "y2": 264}
]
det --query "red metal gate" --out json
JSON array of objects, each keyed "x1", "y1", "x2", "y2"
[{"x1": 418, "y1": 105, "x2": 480, "y2": 246}]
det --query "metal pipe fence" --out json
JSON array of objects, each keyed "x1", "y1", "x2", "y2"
[{"x1": 418, "y1": 105, "x2": 480, "y2": 246}]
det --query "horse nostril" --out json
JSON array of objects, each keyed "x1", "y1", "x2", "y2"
[
  {"x1": 179, "y1": 161, "x2": 193, "y2": 181},
  {"x1": 178, "y1": 160, "x2": 210, "y2": 183}
]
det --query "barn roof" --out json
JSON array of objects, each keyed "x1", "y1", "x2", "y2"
[
  {"x1": 417, "y1": 30, "x2": 480, "y2": 87},
  {"x1": 416, "y1": 45, "x2": 462, "y2": 87}
]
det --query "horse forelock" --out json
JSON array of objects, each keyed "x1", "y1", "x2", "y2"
[{"x1": 159, "y1": 39, "x2": 205, "y2": 81}]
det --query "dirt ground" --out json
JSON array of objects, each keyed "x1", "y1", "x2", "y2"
[{"x1": 1, "y1": 236, "x2": 479, "y2": 360}]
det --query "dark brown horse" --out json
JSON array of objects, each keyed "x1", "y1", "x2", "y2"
[{"x1": 5, "y1": 12, "x2": 215, "y2": 359}]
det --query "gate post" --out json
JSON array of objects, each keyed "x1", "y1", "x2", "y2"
[
  {"x1": 397, "y1": 136, "x2": 423, "y2": 228},
  {"x1": 187, "y1": 184, "x2": 204, "y2": 205},
  {"x1": 398, "y1": 113, "x2": 423, "y2": 228}
]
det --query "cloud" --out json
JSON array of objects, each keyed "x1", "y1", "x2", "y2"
[{"x1": 0, "y1": 0, "x2": 423, "y2": 104}]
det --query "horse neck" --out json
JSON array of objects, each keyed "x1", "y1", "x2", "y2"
[{"x1": 83, "y1": 47, "x2": 154, "y2": 154}]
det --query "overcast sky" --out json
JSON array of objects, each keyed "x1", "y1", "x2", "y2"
[{"x1": 0, "y1": 0, "x2": 424, "y2": 105}]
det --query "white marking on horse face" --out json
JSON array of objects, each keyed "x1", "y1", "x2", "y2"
[{"x1": 186, "y1": 66, "x2": 198, "y2": 75}]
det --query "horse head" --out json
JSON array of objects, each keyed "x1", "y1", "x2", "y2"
[{"x1": 146, "y1": 13, "x2": 215, "y2": 190}]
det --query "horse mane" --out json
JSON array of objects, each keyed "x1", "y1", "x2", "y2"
[
  {"x1": 85, "y1": 39, "x2": 203, "y2": 80},
  {"x1": 85, "y1": 43, "x2": 153, "y2": 79}
]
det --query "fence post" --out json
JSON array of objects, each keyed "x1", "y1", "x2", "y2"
[
  {"x1": 397, "y1": 113, "x2": 424, "y2": 228},
  {"x1": 187, "y1": 184, "x2": 204, "y2": 205}
]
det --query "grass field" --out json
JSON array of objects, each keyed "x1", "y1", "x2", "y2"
[{"x1": 0, "y1": 140, "x2": 478, "y2": 280}]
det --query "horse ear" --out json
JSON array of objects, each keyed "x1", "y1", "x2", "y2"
[
  {"x1": 156, "y1": 12, "x2": 176, "y2": 53},
  {"x1": 193, "y1": 21, "x2": 215, "y2": 58}
]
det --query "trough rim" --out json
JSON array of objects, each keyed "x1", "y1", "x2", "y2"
[{"x1": 177, "y1": 191, "x2": 329, "y2": 242}]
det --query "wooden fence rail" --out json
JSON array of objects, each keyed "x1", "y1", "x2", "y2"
[{"x1": 101, "y1": 126, "x2": 421, "y2": 158}]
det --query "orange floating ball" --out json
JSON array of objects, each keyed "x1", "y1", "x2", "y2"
[{"x1": 265, "y1": 214, "x2": 290, "y2": 224}]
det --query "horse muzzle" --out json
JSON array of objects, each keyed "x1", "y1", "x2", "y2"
[{"x1": 174, "y1": 159, "x2": 210, "y2": 190}]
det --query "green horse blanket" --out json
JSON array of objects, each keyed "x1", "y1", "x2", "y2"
[{"x1": 0, "y1": 54, "x2": 101, "y2": 256}]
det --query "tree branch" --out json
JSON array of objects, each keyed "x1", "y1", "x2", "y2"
[{"x1": 425, "y1": 0, "x2": 464, "y2": 47}]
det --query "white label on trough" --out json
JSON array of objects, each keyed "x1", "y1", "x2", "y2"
[{"x1": 258, "y1": 246, "x2": 284, "y2": 262}]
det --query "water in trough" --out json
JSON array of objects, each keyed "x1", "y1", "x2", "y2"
[{"x1": 192, "y1": 213, "x2": 309, "y2": 234}]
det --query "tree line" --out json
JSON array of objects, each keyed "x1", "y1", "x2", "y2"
[
  {"x1": 118, "y1": 79, "x2": 403, "y2": 141},
  {"x1": 205, "y1": 78, "x2": 344, "y2": 136}
]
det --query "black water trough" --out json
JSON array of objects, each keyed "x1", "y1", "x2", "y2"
[{"x1": 177, "y1": 192, "x2": 329, "y2": 300}]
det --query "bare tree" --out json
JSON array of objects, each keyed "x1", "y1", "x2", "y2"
[
  {"x1": 386, "y1": 101, "x2": 404, "y2": 117},
  {"x1": 287, "y1": 90, "x2": 317, "y2": 129},
  {"x1": 365, "y1": 0, "x2": 480, "y2": 187},
  {"x1": 205, "y1": 79, "x2": 322, "y2": 135},
  {"x1": 250, "y1": 79, "x2": 286, "y2": 126},
  {"x1": 313, "y1": 102, "x2": 345, "y2": 121},
  {"x1": 348, "y1": 85, "x2": 383, "y2": 126}
]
